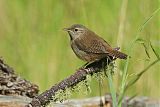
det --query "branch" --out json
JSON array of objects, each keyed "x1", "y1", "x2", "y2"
[{"x1": 26, "y1": 57, "x2": 114, "y2": 107}]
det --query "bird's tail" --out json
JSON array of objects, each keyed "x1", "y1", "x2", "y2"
[{"x1": 109, "y1": 49, "x2": 127, "y2": 59}]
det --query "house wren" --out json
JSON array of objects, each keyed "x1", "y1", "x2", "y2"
[{"x1": 64, "y1": 24, "x2": 127, "y2": 63}]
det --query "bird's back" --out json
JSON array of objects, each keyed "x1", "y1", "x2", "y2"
[{"x1": 73, "y1": 29, "x2": 127, "y2": 60}]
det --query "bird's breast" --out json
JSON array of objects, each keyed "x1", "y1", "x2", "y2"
[{"x1": 71, "y1": 41, "x2": 88, "y2": 61}]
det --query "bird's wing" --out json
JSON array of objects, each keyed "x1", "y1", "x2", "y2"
[{"x1": 74, "y1": 36, "x2": 111, "y2": 54}]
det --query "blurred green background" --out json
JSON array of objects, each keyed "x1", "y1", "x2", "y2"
[{"x1": 0, "y1": 0, "x2": 159, "y2": 99}]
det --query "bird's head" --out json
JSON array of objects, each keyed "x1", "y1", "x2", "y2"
[{"x1": 63, "y1": 24, "x2": 87, "y2": 40}]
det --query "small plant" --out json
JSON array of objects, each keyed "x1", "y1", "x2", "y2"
[{"x1": 102, "y1": 7, "x2": 160, "y2": 107}]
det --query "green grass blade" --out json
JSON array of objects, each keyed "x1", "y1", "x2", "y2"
[
  {"x1": 150, "y1": 41, "x2": 160, "y2": 59},
  {"x1": 107, "y1": 70, "x2": 117, "y2": 107},
  {"x1": 125, "y1": 58, "x2": 160, "y2": 92},
  {"x1": 118, "y1": 7, "x2": 160, "y2": 106}
]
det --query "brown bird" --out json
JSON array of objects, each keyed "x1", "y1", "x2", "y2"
[{"x1": 64, "y1": 24, "x2": 127, "y2": 63}]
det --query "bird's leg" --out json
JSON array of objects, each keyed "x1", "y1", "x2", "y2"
[
  {"x1": 106, "y1": 56, "x2": 112, "y2": 63},
  {"x1": 83, "y1": 62, "x2": 89, "y2": 67},
  {"x1": 80, "y1": 59, "x2": 101, "y2": 69},
  {"x1": 80, "y1": 62, "x2": 89, "y2": 69}
]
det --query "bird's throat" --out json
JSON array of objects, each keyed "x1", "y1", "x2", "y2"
[{"x1": 69, "y1": 33, "x2": 73, "y2": 40}]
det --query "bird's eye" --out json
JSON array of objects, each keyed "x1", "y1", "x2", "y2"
[{"x1": 74, "y1": 28, "x2": 78, "y2": 32}]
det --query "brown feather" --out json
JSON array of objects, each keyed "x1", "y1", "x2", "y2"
[
  {"x1": 67, "y1": 24, "x2": 128, "y2": 62},
  {"x1": 73, "y1": 30, "x2": 127, "y2": 60}
]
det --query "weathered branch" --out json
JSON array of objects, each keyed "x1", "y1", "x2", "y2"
[{"x1": 26, "y1": 57, "x2": 114, "y2": 107}]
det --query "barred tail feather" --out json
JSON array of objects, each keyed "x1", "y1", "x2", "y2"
[{"x1": 109, "y1": 50, "x2": 127, "y2": 59}]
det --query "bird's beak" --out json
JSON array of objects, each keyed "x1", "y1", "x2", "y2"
[{"x1": 63, "y1": 28, "x2": 71, "y2": 31}]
